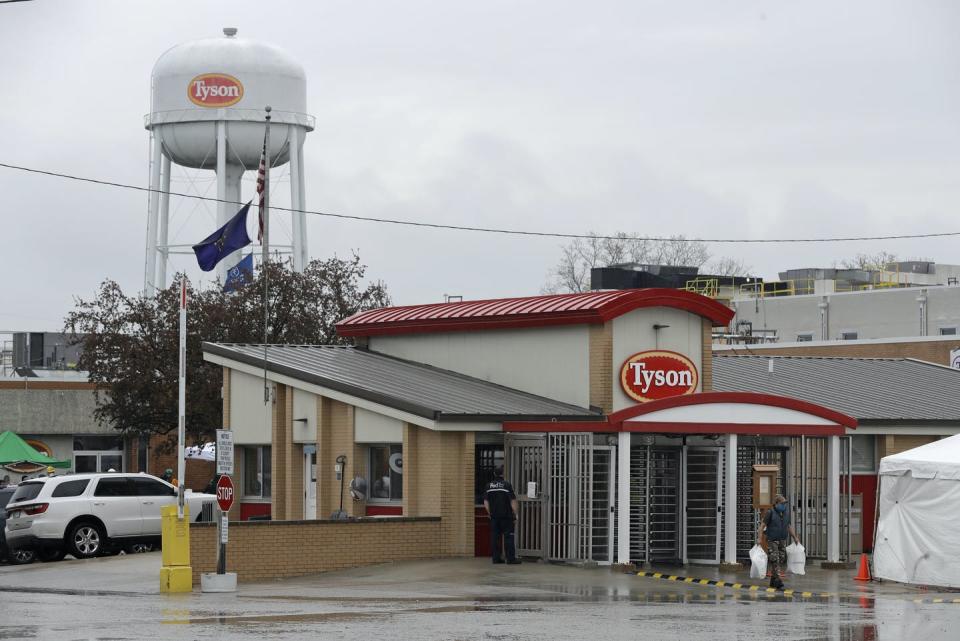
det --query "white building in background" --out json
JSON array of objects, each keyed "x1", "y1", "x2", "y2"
[{"x1": 729, "y1": 262, "x2": 960, "y2": 343}]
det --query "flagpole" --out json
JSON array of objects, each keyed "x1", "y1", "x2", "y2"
[
  {"x1": 177, "y1": 277, "x2": 187, "y2": 520},
  {"x1": 262, "y1": 106, "x2": 271, "y2": 406}
]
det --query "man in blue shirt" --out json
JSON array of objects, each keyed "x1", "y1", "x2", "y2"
[
  {"x1": 758, "y1": 494, "x2": 800, "y2": 589},
  {"x1": 484, "y1": 467, "x2": 521, "y2": 565}
]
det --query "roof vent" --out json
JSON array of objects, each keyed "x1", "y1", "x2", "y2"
[{"x1": 223, "y1": 27, "x2": 238, "y2": 37}]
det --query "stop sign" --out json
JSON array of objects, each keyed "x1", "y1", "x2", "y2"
[{"x1": 216, "y1": 475, "x2": 235, "y2": 512}]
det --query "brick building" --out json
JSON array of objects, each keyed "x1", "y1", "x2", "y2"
[{"x1": 204, "y1": 289, "x2": 883, "y2": 568}]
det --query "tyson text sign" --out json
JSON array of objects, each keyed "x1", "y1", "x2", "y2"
[
  {"x1": 188, "y1": 73, "x2": 244, "y2": 108},
  {"x1": 620, "y1": 350, "x2": 699, "y2": 403}
]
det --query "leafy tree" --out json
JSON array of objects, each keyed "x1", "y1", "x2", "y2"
[
  {"x1": 543, "y1": 232, "x2": 750, "y2": 293},
  {"x1": 64, "y1": 255, "x2": 390, "y2": 444}
]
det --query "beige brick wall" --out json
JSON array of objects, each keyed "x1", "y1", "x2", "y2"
[
  {"x1": 222, "y1": 368, "x2": 231, "y2": 429},
  {"x1": 403, "y1": 424, "x2": 474, "y2": 555},
  {"x1": 271, "y1": 384, "x2": 287, "y2": 519},
  {"x1": 318, "y1": 399, "x2": 359, "y2": 518},
  {"x1": 879, "y1": 434, "x2": 938, "y2": 458},
  {"x1": 719, "y1": 338, "x2": 960, "y2": 366},
  {"x1": 589, "y1": 322, "x2": 613, "y2": 413},
  {"x1": 270, "y1": 384, "x2": 305, "y2": 521},
  {"x1": 189, "y1": 517, "x2": 444, "y2": 583}
]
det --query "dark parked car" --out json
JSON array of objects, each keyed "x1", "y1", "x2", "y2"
[{"x1": 1, "y1": 486, "x2": 35, "y2": 564}]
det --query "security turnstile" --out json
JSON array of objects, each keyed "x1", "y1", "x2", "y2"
[{"x1": 505, "y1": 433, "x2": 616, "y2": 564}]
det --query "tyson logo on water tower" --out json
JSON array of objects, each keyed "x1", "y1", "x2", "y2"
[
  {"x1": 619, "y1": 350, "x2": 699, "y2": 403},
  {"x1": 188, "y1": 73, "x2": 244, "y2": 107}
]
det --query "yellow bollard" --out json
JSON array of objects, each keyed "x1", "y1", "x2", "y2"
[{"x1": 159, "y1": 504, "x2": 192, "y2": 593}]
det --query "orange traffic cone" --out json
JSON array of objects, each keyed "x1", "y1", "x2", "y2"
[{"x1": 854, "y1": 553, "x2": 872, "y2": 581}]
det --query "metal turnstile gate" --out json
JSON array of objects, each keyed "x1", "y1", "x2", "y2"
[
  {"x1": 685, "y1": 448, "x2": 722, "y2": 564},
  {"x1": 505, "y1": 433, "x2": 615, "y2": 564},
  {"x1": 506, "y1": 434, "x2": 546, "y2": 558},
  {"x1": 647, "y1": 449, "x2": 682, "y2": 564}
]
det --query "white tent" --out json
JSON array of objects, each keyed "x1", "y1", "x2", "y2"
[{"x1": 874, "y1": 434, "x2": 960, "y2": 588}]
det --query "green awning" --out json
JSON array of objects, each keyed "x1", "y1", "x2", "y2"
[{"x1": 0, "y1": 431, "x2": 71, "y2": 468}]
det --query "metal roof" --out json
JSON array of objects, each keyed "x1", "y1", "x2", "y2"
[
  {"x1": 336, "y1": 289, "x2": 734, "y2": 338},
  {"x1": 204, "y1": 343, "x2": 602, "y2": 422},
  {"x1": 713, "y1": 356, "x2": 960, "y2": 422}
]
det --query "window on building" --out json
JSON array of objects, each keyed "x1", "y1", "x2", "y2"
[
  {"x1": 74, "y1": 435, "x2": 123, "y2": 473},
  {"x1": 939, "y1": 327, "x2": 958, "y2": 336},
  {"x1": 137, "y1": 437, "x2": 148, "y2": 473},
  {"x1": 368, "y1": 444, "x2": 402, "y2": 502},
  {"x1": 796, "y1": 333, "x2": 814, "y2": 342},
  {"x1": 840, "y1": 331, "x2": 859, "y2": 341},
  {"x1": 851, "y1": 435, "x2": 876, "y2": 473},
  {"x1": 243, "y1": 446, "x2": 272, "y2": 498}
]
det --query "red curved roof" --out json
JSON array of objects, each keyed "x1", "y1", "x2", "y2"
[
  {"x1": 606, "y1": 391, "x2": 858, "y2": 428},
  {"x1": 337, "y1": 289, "x2": 735, "y2": 338}
]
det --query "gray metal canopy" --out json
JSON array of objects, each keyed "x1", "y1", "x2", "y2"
[
  {"x1": 713, "y1": 355, "x2": 960, "y2": 423},
  {"x1": 203, "y1": 343, "x2": 602, "y2": 422}
]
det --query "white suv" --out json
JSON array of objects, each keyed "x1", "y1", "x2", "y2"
[{"x1": 4, "y1": 473, "x2": 216, "y2": 559}]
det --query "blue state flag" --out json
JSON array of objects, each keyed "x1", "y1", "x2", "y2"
[
  {"x1": 223, "y1": 253, "x2": 254, "y2": 293},
  {"x1": 192, "y1": 202, "x2": 253, "y2": 272}
]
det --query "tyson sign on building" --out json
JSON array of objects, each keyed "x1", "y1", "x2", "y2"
[
  {"x1": 188, "y1": 73, "x2": 244, "y2": 107},
  {"x1": 620, "y1": 350, "x2": 699, "y2": 403}
]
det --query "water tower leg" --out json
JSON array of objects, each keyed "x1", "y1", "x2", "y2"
[
  {"x1": 144, "y1": 134, "x2": 162, "y2": 295},
  {"x1": 157, "y1": 153, "x2": 172, "y2": 290},
  {"x1": 288, "y1": 125, "x2": 304, "y2": 272},
  {"x1": 216, "y1": 121, "x2": 228, "y2": 228},
  {"x1": 297, "y1": 138, "x2": 308, "y2": 269},
  {"x1": 215, "y1": 122, "x2": 229, "y2": 285},
  {"x1": 217, "y1": 164, "x2": 244, "y2": 284}
]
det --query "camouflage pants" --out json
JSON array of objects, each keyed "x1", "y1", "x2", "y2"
[{"x1": 768, "y1": 539, "x2": 787, "y2": 578}]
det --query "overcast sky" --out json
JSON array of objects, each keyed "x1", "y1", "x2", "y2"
[{"x1": 1, "y1": 0, "x2": 959, "y2": 330}]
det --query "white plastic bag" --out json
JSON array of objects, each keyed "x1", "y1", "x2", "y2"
[
  {"x1": 749, "y1": 544, "x2": 768, "y2": 579},
  {"x1": 786, "y1": 542, "x2": 806, "y2": 575}
]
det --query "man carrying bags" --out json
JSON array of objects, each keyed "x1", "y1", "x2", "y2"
[{"x1": 758, "y1": 494, "x2": 800, "y2": 590}]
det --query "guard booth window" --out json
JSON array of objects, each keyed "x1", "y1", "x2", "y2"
[
  {"x1": 368, "y1": 444, "x2": 402, "y2": 501},
  {"x1": 475, "y1": 445, "x2": 504, "y2": 505},
  {"x1": 243, "y1": 445, "x2": 272, "y2": 498}
]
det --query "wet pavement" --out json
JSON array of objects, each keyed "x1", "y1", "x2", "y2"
[{"x1": 1, "y1": 554, "x2": 958, "y2": 640}]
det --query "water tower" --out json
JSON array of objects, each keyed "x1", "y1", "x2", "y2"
[{"x1": 143, "y1": 28, "x2": 314, "y2": 293}]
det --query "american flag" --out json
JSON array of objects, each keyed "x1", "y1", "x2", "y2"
[{"x1": 256, "y1": 133, "x2": 267, "y2": 243}]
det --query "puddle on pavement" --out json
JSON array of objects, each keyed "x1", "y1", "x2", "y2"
[{"x1": 166, "y1": 603, "x2": 542, "y2": 625}]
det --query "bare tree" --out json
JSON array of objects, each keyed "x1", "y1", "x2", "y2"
[
  {"x1": 543, "y1": 232, "x2": 749, "y2": 293},
  {"x1": 839, "y1": 251, "x2": 900, "y2": 271},
  {"x1": 707, "y1": 256, "x2": 752, "y2": 277}
]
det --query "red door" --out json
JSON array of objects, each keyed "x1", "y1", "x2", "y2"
[{"x1": 475, "y1": 507, "x2": 491, "y2": 557}]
